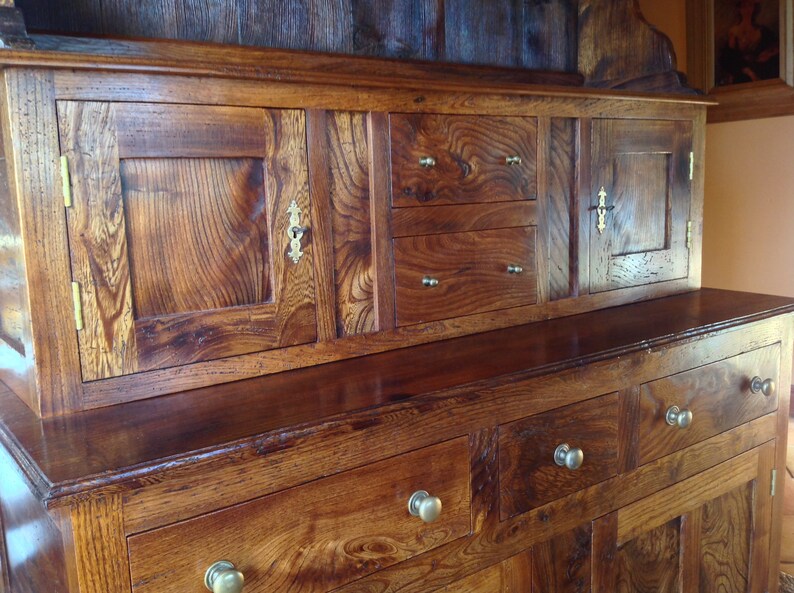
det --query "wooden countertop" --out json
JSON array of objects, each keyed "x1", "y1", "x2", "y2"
[{"x1": 1, "y1": 288, "x2": 792, "y2": 502}]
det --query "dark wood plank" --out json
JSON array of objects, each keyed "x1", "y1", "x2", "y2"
[
  {"x1": 523, "y1": 1, "x2": 577, "y2": 71},
  {"x1": 391, "y1": 202, "x2": 538, "y2": 238},
  {"x1": 352, "y1": 0, "x2": 442, "y2": 60},
  {"x1": 679, "y1": 510, "x2": 702, "y2": 593},
  {"x1": 390, "y1": 114, "x2": 537, "y2": 207},
  {"x1": 16, "y1": 0, "x2": 101, "y2": 34},
  {"x1": 618, "y1": 386, "x2": 640, "y2": 474},
  {"x1": 547, "y1": 118, "x2": 576, "y2": 301},
  {"x1": 592, "y1": 512, "x2": 619, "y2": 593},
  {"x1": 444, "y1": 0, "x2": 524, "y2": 67},
  {"x1": 531, "y1": 524, "x2": 592, "y2": 593},
  {"x1": 574, "y1": 118, "x2": 591, "y2": 298},
  {"x1": 470, "y1": 428, "x2": 499, "y2": 534},
  {"x1": 615, "y1": 518, "x2": 680, "y2": 593}
]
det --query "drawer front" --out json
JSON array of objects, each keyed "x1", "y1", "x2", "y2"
[
  {"x1": 394, "y1": 227, "x2": 537, "y2": 326},
  {"x1": 390, "y1": 114, "x2": 537, "y2": 207},
  {"x1": 638, "y1": 344, "x2": 780, "y2": 465},
  {"x1": 498, "y1": 393, "x2": 619, "y2": 520},
  {"x1": 128, "y1": 438, "x2": 471, "y2": 593}
]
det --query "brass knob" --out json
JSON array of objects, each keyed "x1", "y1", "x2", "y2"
[
  {"x1": 553, "y1": 443, "x2": 584, "y2": 470},
  {"x1": 505, "y1": 155, "x2": 522, "y2": 166},
  {"x1": 204, "y1": 561, "x2": 244, "y2": 593},
  {"x1": 665, "y1": 405, "x2": 693, "y2": 429},
  {"x1": 750, "y1": 376, "x2": 776, "y2": 396},
  {"x1": 419, "y1": 156, "x2": 436, "y2": 168},
  {"x1": 507, "y1": 264, "x2": 523, "y2": 274},
  {"x1": 408, "y1": 490, "x2": 442, "y2": 523},
  {"x1": 422, "y1": 276, "x2": 439, "y2": 287}
]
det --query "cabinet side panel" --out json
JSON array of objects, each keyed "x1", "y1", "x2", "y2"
[
  {"x1": 547, "y1": 118, "x2": 576, "y2": 301},
  {"x1": 0, "y1": 445, "x2": 70, "y2": 593}
]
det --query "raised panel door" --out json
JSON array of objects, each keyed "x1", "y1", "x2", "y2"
[{"x1": 57, "y1": 101, "x2": 317, "y2": 380}]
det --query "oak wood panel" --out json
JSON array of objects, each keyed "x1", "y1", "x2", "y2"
[
  {"x1": 390, "y1": 202, "x2": 538, "y2": 238},
  {"x1": 638, "y1": 344, "x2": 781, "y2": 464},
  {"x1": 57, "y1": 101, "x2": 137, "y2": 382},
  {"x1": 531, "y1": 524, "x2": 592, "y2": 593},
  {"x1": 390, "y1": 114, "x2": 537, "y2": 207},
  {"x1": 68, "y1": 494, "x2": 130, "y2": 593},
  {"x1": 128, "y1": 438, "x2": 471, "y2": 593},
  {"x1": 113, "y1": 102, "x2": 268, "y2": 158},
  {"x1": 122, "y1": 157, "x2": 270, "y2": 318},
  {"x1": 1, "y1": 70, "x2": 84, "y2": 416},
  {"x1": 499, "y1": 393, "x2": 619, "y2": 519},
  {"x1": 547, "y1": 118, "x2": 576, "y2": 301},
  {"x1": 394, "y1": 227, "x2": 537, "y2": 326},
  {"x1": 352, "y1": 0, "x2": 442, "y2": 61},
  {"x1": 615, "y1": 518, "x2": 680, "y2": 593}
]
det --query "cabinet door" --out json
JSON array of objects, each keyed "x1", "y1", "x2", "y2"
[
  {"x1": 593, "y1": 444, "x2": 774, "y2": 593},
  {"x1": 58, "y1": 102, "x2": 316, "y2": 380},
  {"x1": 589, "y1": 119, "x2": 692, "y2": 293}
]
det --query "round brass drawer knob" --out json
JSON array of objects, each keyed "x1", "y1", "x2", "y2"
[
  {"x1": 553, "y1": 443, "x2": 584, "y2": 470},
  {"x1": 665, "y1": 405, "x2": 693, "y2": 429},
  {"x1": 419, "y1": 156, "x2": 437, "y2": 168},
  {"x1": 507, "y1": 264, "x2": 523, "y2": 274},
  {"x1": 204, "y1": 561, "x2": 244, "y2": 593},
  {"x1": 408, "y1": 490, "x2": 442, "y2": 523},
  {"x1": 750, "y1": 376, "x2": 776, "y2": 396},
  {"x1": 422, "y1": 276, "x2": 440, "y2": 287},
  {"x1": 505, "y1": 155, "x2": 522, "y2": 166}
]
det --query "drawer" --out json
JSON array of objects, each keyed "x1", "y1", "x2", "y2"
[
  {"x1": 390, "y1": 114, "x2": 537, "y2": 207},
  {"x1": 127, "y1": 438, "x2": 471, "y2": 593},
  {"x1": 638, "y1": 344, "x2": 780, "y2": 465},
  {"x1": 498, "y1": 393, "x2": 619, "y2": 520},
  {"x1": 394, "y1": 227, "x2": 537, "y2": 326}
]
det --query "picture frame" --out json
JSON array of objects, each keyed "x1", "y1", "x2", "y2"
[{"x1": 687, "y1": 0, "x2": 794, "y2": 122}]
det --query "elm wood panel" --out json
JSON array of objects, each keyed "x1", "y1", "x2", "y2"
[
  {"x1": 547, "y1": 118, "x2": 576, "y2": 301},
  {"x1": 1, "y1": 70, "x2": 83, "y2": 416},
  {"x1": 498, "y1": 393, "x2": 619, "y2": 519},
  {"x1": 50, "y1": 71, "x2": 706, "y2": 121},
  {"x1": 32, "y1": 34, "x2": 586, "y2": 90},
  {"x1": 0, "y1": 289, "x2": 785, "y2": 499},
  {"x1": 618, "y1": 386, "x2": 641, "y2": 473},
  {"x1": 325, "y1": 111, "x2": 375, "y2": 337},
  {"x1": 470, "y1": 428, "x2": 500, "y2": 535},
  {"x1": 698, "y1": 483, "x2": 753, "y2": 593},
  {"x1": 239, "y1": 0, "x2": 352, "y2": 54},
  {"x1": 68, "y1": 494, "x2": 129, "y2": 593},
  {"x1": 589, "y1": 119, "x2": 692, "y2": 293},
  {"x1": 436, "y1": 563, "x2": 504, "y2": 593},
  {"x1": 393, "y1": 227, "x2": 537, "y2": 326},
  {"x1": 121, "y1": 158, "x2": 271, "y2": 319},
  {"x1": 390, "y1": 114, "x2": 537, "y2": 207},
  {"x1": 82, "y1": 277, "x2": 697, "y2": 405},
  {"x1": 574, "y1": 118, "x2": 591, "y2": 298},
  {"x1": 523, "y1": 1, "x2": 577, "y2": 72},
  {"x1": 326, "y1": 433, "x2": 771, "y2": 593},
  {"x1": 113, "y1": 103, "x2": 268, "y2": 158},
  {"x1": 679, "y1": 509, "x2": 702, "y2": 592},
  {"x1": 531, "y1": 524, "x2": 592, "y2": 593},
  {"x1": 577, "y1": 0, "x2": 684, "y2": 91},
  {"x1": 0, "y1": 445, "x2": 70, "y2": 593},
  {"x1": 444, "y1": 0, "x2": 524, "y2": 67},
  {"x1": 351, "y1": 0, "x2": 442, "y2": 61},
  {"x1": 638, "y1": 343, "x2": 781, "y2": 465},
  {"x1": 591, "y1": 511, "x2": 618, "y2": 593},
  {"x1": 368, "y1": 111, "x2": 396, "y2": 332},
  {"x1": 615, "y1": 518, "x2": 681, "y2": 593},
  {"x1": 390, "y1": 202, "x2": 538, "y2": 238},
  {"x1": 57, "y1": 100, "x2": 137, "y2": 381},
  {"x1": 535, "y1": 118, "x2": 550, "y2": 306},
  {"x1": 128, "y1": 438, "x2": 471, "y2": 593}
]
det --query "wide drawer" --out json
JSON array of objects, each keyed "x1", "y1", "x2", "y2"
[
  {"x1": 127, "y1": 438, "x2": 471, "y2": 593},
  {"x1": 638, "y1": 344, "x2": 780, "y2": 465},
  {"x1": 498, "y1": 393, "x2": 619, "y2": 520},
  {"x1": 390, "y1": 114, "x2": 537, "y2": 207},
  {"x1": 393, "y1": 227, "x2": 537, "y2": 326}
]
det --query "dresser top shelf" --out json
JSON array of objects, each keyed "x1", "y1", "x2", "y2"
[{"x1": 0, "y1": 288, "x2": 791, "y2": 503}]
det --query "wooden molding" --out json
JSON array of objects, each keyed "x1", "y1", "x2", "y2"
[{"x1": 707, "y1": 79, "x2": 794, "y2": 123}]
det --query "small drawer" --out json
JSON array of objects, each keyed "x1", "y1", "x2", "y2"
[
  {"x1": 394, "y1": 227, "x2": 537, "y2": 326},
  {"x1": 128, "y1": 438, "x2": 471, "y2": 593},
  {"x1": 638, "y1": 344, "x2": 780, "y2": 465},
  {"x1": 390, "y1": 114, "x2": 537, "y2": 207},
  {"x1": 498, "y1": 393, "x2": 619, "y2": 520}
]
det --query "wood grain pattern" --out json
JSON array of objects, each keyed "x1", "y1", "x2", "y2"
[
  {"x1": 444, "y1": 0, "x2": 524, "y2": 67},
  {"x1": 615, "y1": 518, "x2": 680, "y2": 593},
  {"x1": 390, "y1": 114, "x2": 537, "y2": 207},
  {"x1": 58, "y1": 100, "x2": 138, "y2": 382},
  {"x1": 436, "y1": 563, "x2": 504, "y2": 593},
  {"x1": 352, "y1": 0, "x2": 442, "y2": 60},
  {"x1": 128, "y1": 438, "x2": 471, "y2": 593},
  {"x1": 499, "y1": 393, "x2": 619, "y2": 519},
  {"x1": 122, "y1": 157, "x2": 270, "y2": 318},
  {"x1": 393, "y1": 227, "x2": 537, "y2": 326},
  {"x1": 547, "y1": 118, "x2": 576, "y2": 301},
  {"x1": 531, "y1": 524, "x2": 592, "y2": 593},
  {"x1": 638, "y1": 344, "x2": 781, "y2": 465},
  {"x1": 69, "y1": 494, "x2": 129, "y2": 593},
  {"x1": 524, "y1": 1, "x2": 577, "y2": 71},
  {"x1": 391, "y1": 202, "x2": 537, "y2": 238}
]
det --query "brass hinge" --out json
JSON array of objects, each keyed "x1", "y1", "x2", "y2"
[
  {"x1": 771, "y1": 468, "x2": 778, "y2": 496},
  {"x1": 686, "y1": 220, "x2": 693, "y2": 249},
  {"x1": 60, "y1": 155, "x2": 72, "y2": 208},
  {"x1": 71, "y1": 281, "x2": 83, "y2": 331},
  {"x1": 689, "y1": 151, "x2": 694, "y2": 181}
]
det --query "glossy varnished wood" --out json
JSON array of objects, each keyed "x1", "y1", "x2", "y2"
[{"x1": 531, "y1": 524, "x2": 592, "y2": 593}]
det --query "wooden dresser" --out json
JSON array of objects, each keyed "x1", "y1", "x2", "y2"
[{"x1": 0, "y1": 24, "x2": 791, "y2": 593}]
